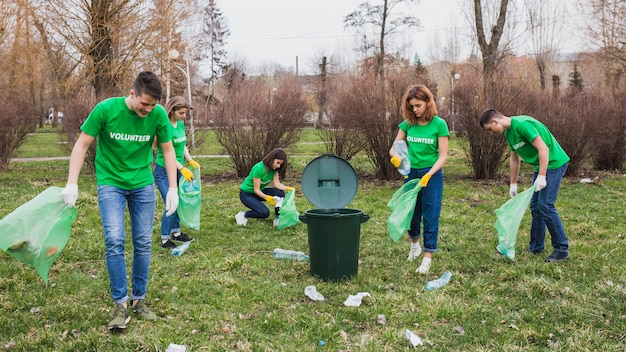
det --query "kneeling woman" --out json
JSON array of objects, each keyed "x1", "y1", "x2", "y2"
[{"x1": 235, "y1": 148, "x2": 294, "y2": 226}]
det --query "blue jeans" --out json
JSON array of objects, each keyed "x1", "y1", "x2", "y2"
[
  {"x1": 154, "y1": 165, "x2": 182, "y2": 240},
  {"x1": 239, "y1": 188, "x2": 285, "y2": 218},
  {"x1": 98, "y1": 184, "x2": 155, "y2": 304},
  {"x1": 405, "y1": 168, "x2": 443, "y2": 253},
  {"x1": 529, "y1": 164, "x2": 569, "y2": 253}
]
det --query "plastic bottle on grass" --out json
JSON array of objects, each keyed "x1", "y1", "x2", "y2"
[
  {"x1": 425, "y1": 270, "x2": 452, "y2": 290},
  {"x1": 172, "y1": 241, "x2": 191, "y2": 257},
  {"x1": 273, "y1": 248, "x2": 308, "y2": 260}
]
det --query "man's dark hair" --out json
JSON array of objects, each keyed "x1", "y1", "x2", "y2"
[
  {"x1": 479, "y1": 108, "x2": 500, "y2": 127},
  {"x1": 132, "y1": 71, "x2": 163, "y2": 100}
]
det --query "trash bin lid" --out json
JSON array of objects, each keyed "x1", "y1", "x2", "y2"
[{"x1": 300, "y1": 154, "x2": 358, "y2": 209}]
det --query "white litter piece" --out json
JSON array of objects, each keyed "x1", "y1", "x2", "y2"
[
  {"x1": 165, "y1": 343, "x2": 187, "y2": 352},
  {"x1": 343, "y1": 292, "x2": 371, "y2": 307},
  {"x1": 304, "y1": 285, "x2": 325, "y2": 301},
  {"x1": 579, "y1": 178, "x2": 593, "y2": 183},
  {"x1": 405, "y1": 329, "x2": 423, "y2": 347}
]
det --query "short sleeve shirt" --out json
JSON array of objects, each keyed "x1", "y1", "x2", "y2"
[
  {"x1": 240, "y1": 161, "x2": 275, "y2": 194},
  {"x1": 80, "y1": 97, "x2": 171, "y2": 190},
  {"x1": 504, "y1": 115, "x2": 570, "y2": 171},
  {"x1": 399, "y1": 116, "x2": 450, "y2": 169},
  {"x1": 156, "y1": 121, "x2": 186, "y2": 167}
]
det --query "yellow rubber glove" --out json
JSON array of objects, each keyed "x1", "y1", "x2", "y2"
[
  {"x1": 265, "y1": 195, "x2": 276, "y2": 206},
  {"x1": 180, "y1": 167, "x2": 194, "y2": 182},
  {"x1": 285, "y1": 187, "x2": 295, "y2": 192},
  {"x1": 419, "y1": 173, "x2": 431, "y2": 187},
  {"x1": 390, "y1": 155, "x2": 401, "y2": 168},
  {"x1": 188, "y1": 159, "x2": 200, "y2": 169}
]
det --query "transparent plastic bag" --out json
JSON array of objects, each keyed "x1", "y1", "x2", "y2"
[
  {"x1": 0, "y1": 187, "x2": 77, "y2": 283},
  {"x1": 178, "y1": 166, "x2": 201, "y2": 230},
  {"x1": 494, "y1": 186, "x2": 536, "y2": 260},
  {"x1": 387, "y1": 179, "x2": 422, "y2": 242},
  {"x1": 278, "y1": 190, "x2": 299, "y2": 230}
]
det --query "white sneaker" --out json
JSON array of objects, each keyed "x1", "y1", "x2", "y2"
[
  {"x1": 407, "y1": 243, "x2": 422, "y2": 261},
  {"x1": 235, "y1": 211, "x2": 248, "y2": 226},
  {"x1": 416, "y1": 257, "x2": 432, "y2": 274},
  {"x1": 273, "y1": 218, "x2": 279, "y2": 227}
]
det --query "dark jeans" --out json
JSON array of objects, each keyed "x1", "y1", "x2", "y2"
[
  {"x1": 529, "y1": 164, "x2": 569, "y2": 253},
  {"x1": 239, "y1": 188, "x2": 285, "y2": 219},
  {"x1": 405, "y1": 168, "x2": 443, "y2": 253}
]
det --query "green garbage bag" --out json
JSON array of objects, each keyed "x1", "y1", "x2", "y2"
[
  {"x1": 178, "y1": 166, "x2": 201, "y2": 230},
  {"x1": 0, "y1": 187, "x2": 77, "y2": 283},
  {"x1": 387, "y1": 179, "x2": 423, "y2": 243},
  {"x1": 278, "y1": 190, "x2": 299, "y2": 230},
  {"x1": 494, "y1": 186, "x2": 536, "y2": 260}
]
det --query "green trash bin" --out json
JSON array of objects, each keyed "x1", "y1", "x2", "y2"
[{"x1": 299, "y1": 154, "x2": 369, "y2": 282}]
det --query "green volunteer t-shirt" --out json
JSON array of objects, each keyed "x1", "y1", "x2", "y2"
[
  {"x1": 240, "y1": 161, "x2": 275, "y2": 194},
  {"x1": 156, "y1": 121, "x2": 186, "y2": 168},
  {"x1": 399, "y1": 116, "x2": 450, "y2": 169},
  {"x1": 80, "y1": 96, "x2": 171, "y2": 190},
  {"x1": 504, "y1": 115, "x2": 570, "y2": 171}
]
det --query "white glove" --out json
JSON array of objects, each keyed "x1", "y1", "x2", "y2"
[
  {"x1": 534, "y1": 175, "x2": 547, "y2": 192},
  {"x1": 165, "y1": 187, "x2": 179, "y2": 217},
  {"x1": 61, "y1": 183, "x2": 78, "y2": 207},
  {"x1": 509, "y1": 183, "x2": 517, "y2": 198}
]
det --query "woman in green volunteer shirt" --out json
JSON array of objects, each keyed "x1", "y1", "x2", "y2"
[
  {"x1": 480, "y1": 109, "x2": 570, "y2": 262},
  {"x1": 389, "y1": 84, "x2": 449, "y2": 274},
  {"x1": 61, "y1": 71, "x2": 179, "y2": 330},
  {"x1": 154, "y1": 96, "x2": 199, "y2": 249},
  {"x1": 236, "y1": 148, "x2": 295, "y2": 226}
]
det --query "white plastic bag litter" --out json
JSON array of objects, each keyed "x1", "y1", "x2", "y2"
[
  {"x1": 165, "y1": 343, "x2": 187, "y2": 352},
  {"x1": 405, "y1": 329, "x2": 423, "y2": 347},
  {"x1": 343, "y1": 292, "x2": 371, "y2": 307},
  {"x1": 304, "y1": 285, "x2": 325, "y2": 301}
]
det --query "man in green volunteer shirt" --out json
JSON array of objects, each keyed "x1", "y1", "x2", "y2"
[
  {"x1": 61, "y1": 71, "x2": 180, "y2": 330},
  {"x1": 480, "y1": 109, "x2": 570, "y2": 262}
]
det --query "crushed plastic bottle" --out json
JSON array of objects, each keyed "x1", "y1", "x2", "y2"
[
  {"x1": 172, "y1": 241, "x2": 191, "y2": 257},
  {"x1": 182, "y1": 179, "x2": 200, "y2": 193},
  {"x1": 425, "y1": 270, "x2": 452, "y2": 291},
  {"x1": 273, "y1": 248, "x2": 308, "y2": 260},
  {"x1": 393, "y1": 140, "x2": 411, "y2": 176}
]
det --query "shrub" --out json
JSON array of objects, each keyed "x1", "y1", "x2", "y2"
[
  {"x1": 210, "y1": 73, "x2": 306, "y2": 178},
  {"x1": 321, "y1": 68, "x2": 430, "y2": 181},
  {"x1": 58, "y1": 96, "x2": 98, "y2": 173},
  {"x1": 589, "y1": 89, "x2": 625, "y2": 171},
  {"x1": 0, "y1": 93, "x2": 37, "y2": 170},
  {"x1": 455, "y1": 71, "x2": 536, "y2": 179}
]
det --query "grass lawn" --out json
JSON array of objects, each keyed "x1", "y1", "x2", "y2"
[{"x1": 1, "y1": 131, "x2": 625, "y2": 351}]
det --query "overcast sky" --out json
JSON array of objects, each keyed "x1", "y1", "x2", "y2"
[
  {"x1": 218, "y1": 0, "x2": 462, "y2": 74},
  {"x1": 214, "y1": 0, "x2": 587, "y2": 75}
]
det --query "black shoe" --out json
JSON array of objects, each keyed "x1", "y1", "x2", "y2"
[
  {"x1": 545, "y1": 251, "x2": 569, "y2": 262},
  {"x1": 161, "y1": 240, "x2": 176, "y2": 249},
  {"x1": 528, "y1": 249, "x2": 543, "y2": 256},
  {"x1": 172, "y1": 232, "x2": 193, "y2": 242}
]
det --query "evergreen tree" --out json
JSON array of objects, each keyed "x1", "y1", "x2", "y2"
[
  {"x1": 202, "y1": 0, "x2": 230, "y2": 103},
  {"x1": 568, "y1": 62, "x2": 584, "y2": 93}
]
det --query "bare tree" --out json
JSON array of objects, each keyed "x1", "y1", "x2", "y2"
[
  {"x1": 525, "y1": 0, "x2": 566, "y2": 91},
  {"x1": 37, "y1": 0, "x2": 184, "y2": 99},
  {"x1": 344, "y1": 0, "x2": 420, "y2": 82},
  {"x1": 583, "y1": 0, "x2": 626, "y2": 92},
  {"x1": 473, "y1": 0, "x2": 512, "y2": 105}
]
